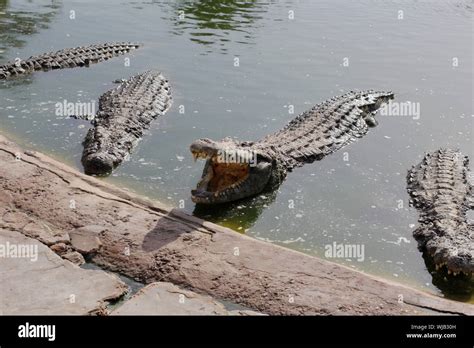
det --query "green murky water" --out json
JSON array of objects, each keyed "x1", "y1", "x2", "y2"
[{"x1": 0, "y1": 0, "x2": 472, "y2": 302}]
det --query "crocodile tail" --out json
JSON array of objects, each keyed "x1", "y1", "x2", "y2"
[
  {"x1": 0, "y1": 42, "x2": 141, "y2": 79},
  {"x1": 258, "y1": 90, "x2": 394, "y2": 170}
]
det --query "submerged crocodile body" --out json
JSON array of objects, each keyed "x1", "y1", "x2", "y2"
[
  {"x1": 407, "y1": 149, "x2": 474, "y2": 276},
  {"x1": 190, "y1": 90, "x2": 394, "y2": 204},
  {"x1": 0, "y1": 42, "x2": 140, "y2": 79},
  {"x1": 81, "y1": 70, "x2": 172, "y2": 175}
]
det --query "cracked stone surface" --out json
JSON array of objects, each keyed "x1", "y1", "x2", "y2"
[
  {"x1": 62, "y1": 251, "x2": 86, "y2": 266},
  {"x1": 0, "y1": 229, "x2": 127, "y2": 315},
  {"x1": 112, "y1": 282, "x2": 262, "y2": 315},
  {"x1": 0, "y1": 134, "x2": 472, "y2": 315},
  {"x1": 0, "y1": 209, "x2": 69, "y2": 246},
  {"x1": 69, "y1": 227, "x2": 103, "y2": 254}
]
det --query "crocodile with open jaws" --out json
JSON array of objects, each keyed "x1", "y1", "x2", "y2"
[
  {"x1": 0, "y1": 42, "x2": 140, "y2": 79},
  {"x1": 407, "y1": 148, "x2": 474, "y2": 277},
  {"x1": 81, "y1": 70, "x2": 172, "y2": 175},
  {"x1": 190, "y1": 90, "x2": 394, "y2": 204}
]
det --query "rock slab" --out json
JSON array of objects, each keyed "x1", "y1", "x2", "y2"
[
  {"x1": 112, "y1": 282, "x2": 262, "y2": 315},
  {"x1": 0, "y1": 229, "x2": 127, "y2": 315}
]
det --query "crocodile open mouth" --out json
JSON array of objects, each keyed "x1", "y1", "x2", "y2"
[{"x1": 191, "y1": 150, "x2": 250, "y2": 203}]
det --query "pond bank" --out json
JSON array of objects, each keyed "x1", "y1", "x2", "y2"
[{"x1": 0, "y1": 134, "x2": 472, "y2": 315}]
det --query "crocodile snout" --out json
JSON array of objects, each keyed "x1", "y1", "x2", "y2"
[{"x1": 82, "y1": 153, "x2": 114, "y2": 175}]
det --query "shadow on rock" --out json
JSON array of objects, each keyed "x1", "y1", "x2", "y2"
[{"x1": 142, "y1": 208, "x2": 198, "y2": 252}]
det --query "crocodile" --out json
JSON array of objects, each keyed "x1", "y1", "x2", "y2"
[
  {"x1": 0, "y1": 42, "x2": 140, "y2": 79},
  {"x1": 190, "y1": 90, "x2": 394, "y2": 204},
  {"x1": 407, "y1": 148, "x2": 474, "y2": 277},
  {"x1": 81, "y1": 70, "x2": 172, "y2": 175}
]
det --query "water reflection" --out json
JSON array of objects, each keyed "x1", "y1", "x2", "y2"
[
  {"x1": 193, "y1": 189, "x2": 278, "y2": 231},
  {"x1": 0, "y1": 0, "x2": 61, "y2": 60},
  {"x1": 152, "y1": 0, "x2": 280, "y2": 53}
]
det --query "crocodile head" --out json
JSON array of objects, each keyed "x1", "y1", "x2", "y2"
[
  {"x1": 190, "y1": 138, "x2": 274, "y2": 204},
  {"x1": 82, "y1": 151, "x2": 115, "y2": 175},
  {"x1": 414, "y1": 222, "x2": 474, "y2": 277}
]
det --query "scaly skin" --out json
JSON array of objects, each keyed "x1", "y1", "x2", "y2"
[
  {"x1": 407, "y1": 149, "x2": 474, "y2": 277},
  {"x1": 81, "y1": 70, "x2": 172, "y2": 175},
  {"x1": 0, "y1": 42, "x2": 140, "y2": 79},
  {"x1": 190, "y1": 90, "x2": 394, "y2": 204}
]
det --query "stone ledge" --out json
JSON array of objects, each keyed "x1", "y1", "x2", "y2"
[
  {"x1": 0, "y1": 134, "x2": 472, "y2": 316},
  {"x1": 0, "y1": 229, "x2": 127, "y2": 315},
  {"x1": 112, "y1": 282, "x2": 263, "y2": 315}
]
